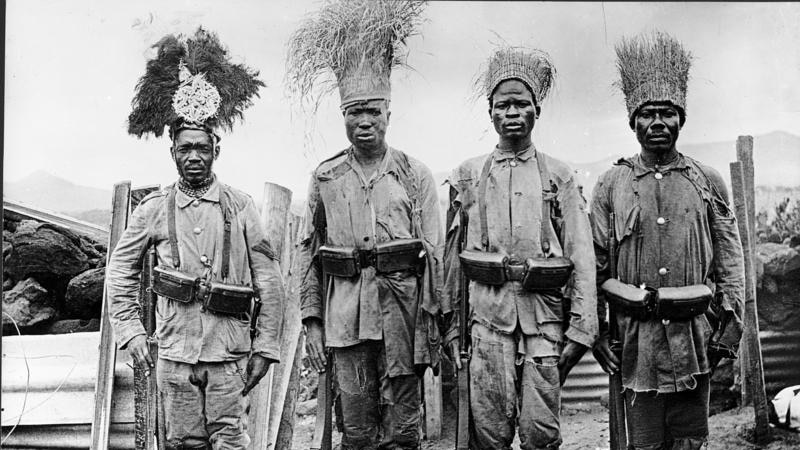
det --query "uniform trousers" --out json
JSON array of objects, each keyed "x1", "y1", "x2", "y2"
[
  {"x1": 156, "y1": 358, "x2": 249, "y2": 450},
  {"x1": 625, "y1": 374, "x2": 710, "y2": 450},
  {"x1": 469, "y1": 322, "x2": 562, "y2": 450},
  {"x1": 333, "y1": 340, "x2": 421, "y2": 450}
]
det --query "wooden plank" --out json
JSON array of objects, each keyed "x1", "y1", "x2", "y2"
[
  {"x1": 423, "y1": 367, "x2": 442, "y2": 440},
  {"x1": 730, "y1": 156, "x2": 771, "y2": 442},
  {"x1": 274, "y1": 335, "x2": 305, "y2": 450},
  {"x1": 249, "y1": 182, "x2": 292, "y2": 450},
  {"x1": 3, "y1": 199, "x2": 109, "y2": 243},
  {"x1": 267, "y1": 214, "x2": 304, "y2": 449},
  {"x1": 90, "y1": 181, "x2": 132, "y2": 450}
]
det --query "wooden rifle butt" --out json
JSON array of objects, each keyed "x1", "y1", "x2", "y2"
[
  {"x1": 310, "y1": 359, "x2": 333, "y2": 450},
  {"x1": 455, "y1": 355, "x2": 470, "y2": 450}
]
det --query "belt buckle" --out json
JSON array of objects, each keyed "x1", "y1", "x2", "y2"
[
  {"x1": 359, "y1": 249, "x2": 375, "y2": 269},
  {"x1": 506, "y1": 264, "x2": 526, "y2": 281}
]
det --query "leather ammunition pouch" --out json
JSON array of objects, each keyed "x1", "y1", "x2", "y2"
[
  {"x1": 152, "y1": 266, "x2": 254, "y2": 315},
  {"x1": 602, "y1": 279, "x2": 712, "y2": 321},
  {"x1": 601, "y1": 278, "x2": 656, "y2": 320},
  {"x1": 152, "y1": 266, "x2": 197, "y2": 303},
  {"x1": 459, "y1": 250, "x2": 573, "y2": 291},
  {"x1": 655, "y1": 285, "x2": 713, "y2": 320},
  {"x1": 320, "y1": 239, "x2": 425, "y2": 278}
]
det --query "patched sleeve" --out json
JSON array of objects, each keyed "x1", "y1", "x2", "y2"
[
  {"x1": 705, "y1": 167, "x2": 745, "y2": 351},
  {"x1": 416, "y1": 163, "x2": 444, "y2": 314},
  {"x1": 242, "y1": 196, "x2": 285, "y2": 361},
  {"x1": 107, "y1": 201, "x2": 151, "y2": 350},
  {"x1": 559, "y1": 173, "x2": 598, "y2": 348},
  {"x1": 299, "y1": 174, "x2": 324, "y2": 323}
]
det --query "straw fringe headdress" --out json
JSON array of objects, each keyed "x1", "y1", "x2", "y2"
[
  {"x1": 479, "y1": 47, "x2": 556, "y2": 106},
  {"x1": 128, "y1": 27, "x2": 265, "y2": 140},
  {"x1": 285, "y1": 0, "x2": 426, "y2": 110},
  {"x1": 615, "y1": 31, "x2": 692, "y2": 127}
]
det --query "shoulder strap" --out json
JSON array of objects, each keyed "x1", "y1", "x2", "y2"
[
  {"x1": 219, "y1": 186, "x2": 232, "y2": 280},
  {"x1": 477, "y1": 155, "x2": 494, "y2": 251},
  {"x1": 537, "y1": 152, "x2": 555, "y2": 254},
  {"x1": 166, "y1": 187, "x2": 181, "y2": 269},
  {"x1": 394, "y1": 151, "x2": 424, "y2": 238}
]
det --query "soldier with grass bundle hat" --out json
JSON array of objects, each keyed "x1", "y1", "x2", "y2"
[
  {"x1": 443, "y1": 47, "x2": 598, "y2": 450},
  {"x1": 590, "y1": 31, "x2": 745, "y2": 450},
  {"x1": 288, "y1": 1, "x2": 443, "y2": 448},
  {"x1": 107, "y1": 27, "x2": 284, "y2": 449}
]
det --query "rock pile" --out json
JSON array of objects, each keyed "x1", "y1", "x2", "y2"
[{"x1": 3, "y1": 216, "x2": 107, "y2": 335}]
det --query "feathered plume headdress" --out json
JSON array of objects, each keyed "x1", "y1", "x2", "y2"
[
  {"x1": 615, "y1": 31, "x2": 692, "y2": 127},
  {"x1": 478, "y1": 47, "x2": 556, "y2": 106},
  {"x1": 128, "y1": 27, "x2": 265, "y2": 140},
  {"x1": 285, "y1": 0, "x2": 426, "y2": 110}
]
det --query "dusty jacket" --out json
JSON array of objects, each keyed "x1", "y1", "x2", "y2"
[
  {"x1": 590, "y1": 153, "x2": 745, "y2": 393},
  {"x1": 298, "y1": 147, "x2": 444, "y2": 377},
  {"x1": 107, "y1": 178, "x2": 285, "y2": 363},
  {"x1": 444, "y1": 145, "x2": 598, "y2": 354}
]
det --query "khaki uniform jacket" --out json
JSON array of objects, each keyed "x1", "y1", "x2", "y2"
[
  {"x1": 444, "y1": 145, "x2": 598, "y2": 355},
  {"x1": 107, "y1": 179, "x2": 285, "y2": 363}
]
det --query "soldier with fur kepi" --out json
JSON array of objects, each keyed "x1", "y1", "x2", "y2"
[
  {"x1": 107, "y1": 27, "x2": 284, "y2": 450},
  {"x1": 590, "y1": 31, "x2": 745, "y2": 450},
  {"x1": 443, "y1": 47, "x2": 598, "y2": 450},
  {"x1": 287, "y1": 1, "x2": 443, "y2": 449}
]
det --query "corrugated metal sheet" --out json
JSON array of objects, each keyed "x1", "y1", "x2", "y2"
[
  {"x1": 760, "y1": 330, "x2": 800, "y2": 397},
  {"x1": 1, "y1": 332, "x2": 135, "y2": 446},
  {"x1": 0, "y1": 424, "x2": 134, "y2": 449},
  {"x1": 562, "y1": 353, "x2": 607, "y2": 404}
]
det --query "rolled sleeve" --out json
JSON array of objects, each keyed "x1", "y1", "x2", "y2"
[
  {"x1": 559, "y1": 175, "x2": 598, "y2": 348},
  {"x1": 243, "y1": 197, "x2": 285, "y2": 362},
  {"x1": 107, "y1": 202, "x2": 150, "y2": 349}
]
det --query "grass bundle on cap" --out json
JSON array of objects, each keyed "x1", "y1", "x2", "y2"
[
  {"x1": 475, "y1": 46, "x2": 556, "y2": 107},
  {"x1": 615, "y1": 30, "x2": 692, "y2": 127},
  {"x1": 285, "y1": 0, "x2": 426, "y2": 112}
]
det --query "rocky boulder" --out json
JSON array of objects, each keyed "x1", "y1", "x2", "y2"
[
  {"x1": 2, "y1": 278, "x2": 56, "y2": 329},
  {"x1": 43, "y1": 318, "x2": 101, "y2": 334},
  {"x1": 756, "y1": 243, "x2": 800, "y2": 278},
  {"x1": 64, "y1": 267, "x2": 106, "y2": 319},
  {"x1": 6, "y1": 220, "x2": 89, "y2": 280}
]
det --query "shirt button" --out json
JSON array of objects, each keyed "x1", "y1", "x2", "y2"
[
  {"x1": 510, "y1": 161, "x2": 517, "y2": 167},
  {"x1": 193, "y1": 200, "x2": 201, "y2": 207},
  {"x1": 654, "y1": 172, "x2": 663, "y2": 180},
  {"x1": 193, "y1": 227, "x2": 202, "y2": 235},
  {"x1": 200, "y1": 255, "x2": 208, "y2": 263},
  {"x1": 657, "y1": 217, "x2": 666, "y2": 225},
  {"x1": 658, "y1": 267, "x2": 668, "y2": 276},
  {"x1": 364, "y1": 236, "x2": 370, "y2": 242}
]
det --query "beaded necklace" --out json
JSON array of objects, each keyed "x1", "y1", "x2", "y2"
[{"x1": 178, "y1": 176, "x2": 213, "y2": 198}]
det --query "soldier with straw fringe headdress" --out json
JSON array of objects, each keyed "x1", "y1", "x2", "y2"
[
  {"x1": 590, "y1": 31, "x2": 745, "y2": 450},
  {"x1": 107, "y1": 27, "x2": 285, "y2": 449},
  {"x1": 288, "y1": 1, "x2": 443, "y2": 449},
  {"x1": 443, "y1": 46, "x2": 598, "y2": 449}
]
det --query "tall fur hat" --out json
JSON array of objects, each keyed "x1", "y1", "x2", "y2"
[
  {"x1": 615, "y1": 31, "x2": 692, "y2": 127},
  {"x1": 128, "y1": 27, "x2": 265, "y2": 141},
  {"x1": 286, "y1": 0, "x2": 426, "y2": 110},
  {"x1": 481, "y1": 47, "x2": 556, "y2": 106}
]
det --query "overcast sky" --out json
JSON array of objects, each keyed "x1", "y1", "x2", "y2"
[{"x1": 5, "y1": 1, "x2": 800, "y2": 201}]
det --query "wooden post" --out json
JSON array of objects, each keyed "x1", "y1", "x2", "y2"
[
  {"x1": 423, "y1": 367, "x2": 442, "y2": 440},
  {"x1": 267, "y1": 213, "x2": 305, "y2": 450},
  {"x1": 90, "y1": 181, "x2": 132, "y2": 450},
  {"x1": 730, "y1": 136, "x2": 771, "y2": 441},
  {"x1": 248, "y1": 182, "x2": 292, "y2": 450}
]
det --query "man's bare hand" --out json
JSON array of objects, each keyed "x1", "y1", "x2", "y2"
[
  {"x1": 304, "y1": 319, "x2": 327, "y2": 373},
  {"x1": 592, "y1": 332, "x2": 620, "y2": 375},
  {"x1": 558, "y1": 339, "x2": 589, "y2": 386},
  {"x1": 242, "y1": 354, "x2": 274, "y2": 396},
  {"x1": 127, "y1": 334, "x2": 154, "y2": 376}
]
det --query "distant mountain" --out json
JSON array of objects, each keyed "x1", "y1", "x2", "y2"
[{"x1": 3, "y1": 171, "x2": 112, "y2": 225}]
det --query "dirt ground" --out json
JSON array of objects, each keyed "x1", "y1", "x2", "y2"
[{"x1": 291, "y1": 399, "x2": 800, "y2": 450}]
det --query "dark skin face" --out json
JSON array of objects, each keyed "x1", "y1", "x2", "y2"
[
  {"x1": 634, "y1": 102, "x2": 682, "y2": 166},
  {"x1": 490, "y1": 79, "x2": 541, "y2": 153},
  {"x1": 171, "y1": 129, "x2": 219, "y2": 186},
  {"x1": 343, "y1": 99, "x2": 391, "y2": 155}
]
